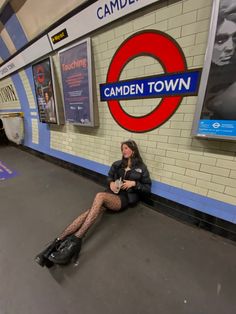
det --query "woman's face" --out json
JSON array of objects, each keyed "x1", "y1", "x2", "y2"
[
  {"x1": 122, "y1": 144, "x2": 133, "y2": 159},
  {"x1": 212, "y1": 19, "x2": 236, "y2": 66},
  {"x1": 44, "y1": 92, "x2": 49, "y2": 102}
]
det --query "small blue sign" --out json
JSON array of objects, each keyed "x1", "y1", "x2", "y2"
[
  {"x1": 197, "y1": 120, "x2": 236, "y2": 136},
  {"x1": 0, "y1": 161, "x2": 18, "y2": 181},
  {"x1": 100, "y1": 70, "x2": 201, "y2": 101}
]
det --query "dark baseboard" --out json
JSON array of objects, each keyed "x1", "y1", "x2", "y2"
[
  {"x1": 16, "y1": 144, "x2": 236, "y2": 243},
  {"x1": 144, "y1": 194, "x2": 236, "y2": 242}
]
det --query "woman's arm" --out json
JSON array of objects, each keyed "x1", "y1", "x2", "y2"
[
  {"x1": 107, "y1": 160, "x2": 122, "y2": 192},
  {"x1": 134, "y1": 165, "x2": 152, "y2": 194},
  {"x1": 107, "y1": 161, "x2": 116, "y2": 185}
]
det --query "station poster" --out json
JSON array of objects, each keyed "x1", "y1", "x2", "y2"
[
  {"x1": 59, "y1": 38, "x2": 95, "y2": 126},
  {"x1": 192, "y1": 0, "x2": 236, "y2": 140},
  {"x1": 32, "y1": 57, "x2": 57, "y2": 124}
]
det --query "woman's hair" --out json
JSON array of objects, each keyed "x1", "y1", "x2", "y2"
[
  {"x1": 121, "y1": 139, "x2": 143, "y2": 168},
  {"x1": 217, "y1": 4, "x2": 236, "y2": 28}
]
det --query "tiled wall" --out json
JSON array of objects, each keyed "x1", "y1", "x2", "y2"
[{"x1": 0, "y1": 0, "x2": 236, "y2": 221}]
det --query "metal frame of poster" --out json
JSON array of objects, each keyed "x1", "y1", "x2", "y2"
[
  {"x1": 192, "y1": 0, "x2": 236, "y2": 140},
  {"x1": 32, "y1": 57, "x2": 59, "y2": 124},
  {"x1": 58, "y1": 38, "x2": 97, "y2": 127}
]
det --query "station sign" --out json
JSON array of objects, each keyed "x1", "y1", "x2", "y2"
[{"x1": 100, "y1": 30, "x2": 201, "y2": 132}]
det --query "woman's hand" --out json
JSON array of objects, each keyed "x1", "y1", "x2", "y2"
[
  {"x1": 110, "y1": 181, "x2": 119, "y2": 193},
  {"x1": 121, "y1": 180, "x2": 136, "y2": 190}
]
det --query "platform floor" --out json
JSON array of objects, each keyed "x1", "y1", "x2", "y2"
[{"x1": 0, "y1": 145, "x2": 235, "y2": 314}]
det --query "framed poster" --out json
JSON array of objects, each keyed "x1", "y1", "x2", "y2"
[
  {"x1": 59, "y1": 38, "x2": 97, "y2": 126},
  {"x1": 32, "y1": 57, "x2": 58, "y2": 124},
  {"x1": 192, "y1": 0, "x2": 236, "y2": 140}
]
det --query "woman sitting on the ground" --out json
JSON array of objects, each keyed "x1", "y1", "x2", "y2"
[{"x1": 35, "y1": 139, "x2": 152, "y2": 267}]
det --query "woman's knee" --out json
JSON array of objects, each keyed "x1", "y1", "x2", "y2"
[{"x1": 94, "y1": 192, "x2": 106, "y2": 202}]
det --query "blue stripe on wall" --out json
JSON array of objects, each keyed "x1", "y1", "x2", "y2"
[
  {"x1": 151, "y1": 181, "x2": 236, "y2": 223},
  {"x1": 2, "y1": 4, "x2": 28, "y2": 50},
  {"x1": 0, "y1": 37, "x2": 11, "y2": 60},
  {"x1": 0, "y1": 109, "x2": 22, "y2": 113}
]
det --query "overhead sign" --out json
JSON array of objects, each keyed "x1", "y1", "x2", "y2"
[
  {"x1": 100, "y1": 31, "x2": 201, "y2": 132},
  {"x1": 0, "y1": 35, "x2": 52, "y2": 79},
  {"x1": 0, "y1": 0, "x2": 159, "y2": 79},
  {"x1": 48, "y1": 0, "x2": 160, "y2": 49},
  {"x1": 51, "y1": 28, "x2": 68, "y2": 44}
]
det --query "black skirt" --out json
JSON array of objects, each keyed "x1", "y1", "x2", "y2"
[{"x1": 105, "y1": 188, "x2": 129, "y2": 210}]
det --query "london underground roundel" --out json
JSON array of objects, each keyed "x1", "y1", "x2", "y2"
[
  {"x1": 100, "y1": 30, "x2": 200, "y2": 133},
  {"x1": 36, "y1": 65, "x2": 45, "y2": 84}
]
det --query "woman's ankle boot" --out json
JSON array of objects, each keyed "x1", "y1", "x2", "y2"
[
  {"x1": 49, "y1": 235, "x2": 82, "y2": 265},
  {"x1": 35, "y1": 238, "x2": 61, "y2": 267}
]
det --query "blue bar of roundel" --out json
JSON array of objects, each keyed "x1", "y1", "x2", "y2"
[{"x1": 100, "y1": 71, "x2": 200, "y2": 101}]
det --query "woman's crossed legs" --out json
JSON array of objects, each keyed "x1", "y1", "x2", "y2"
[{"x1": 59, "y1": 192, "x2": 122, "y2": 240}]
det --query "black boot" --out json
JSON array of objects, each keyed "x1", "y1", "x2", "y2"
[
  {"x1": 35, "y1": 238, "x2": 62, "y2": 268},
  {"x1": 48, "y1": 235, "x2": 82, "y2": 265}
]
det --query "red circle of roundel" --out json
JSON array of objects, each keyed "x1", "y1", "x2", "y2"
[
  {"x1": 106, "y1": 31, "x2": 187, "y2": 132},
  {"x1": 36, "y1": 65, "x2": 45, "y2": 84}
]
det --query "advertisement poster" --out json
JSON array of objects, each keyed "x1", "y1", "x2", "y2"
[
  {"x1": 59, "y1": 39, "x2": 93, "y2": 125},
  {"x1": 32, "y1": 58, "x2": 57, "y2": 124},
  {"x1": 192, "y1": 0, "x2": 236, "y2": 139}
]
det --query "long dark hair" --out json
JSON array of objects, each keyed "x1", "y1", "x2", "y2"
[{"x1": 121, "y1": 139, "x2": 143, "y2": 168}]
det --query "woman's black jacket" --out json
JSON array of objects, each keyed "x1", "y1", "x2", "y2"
[{"x1": 107, "y1": 160, "x2": 152, "y2": 205}]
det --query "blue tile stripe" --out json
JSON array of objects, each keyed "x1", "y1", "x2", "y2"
[
  {"x1": 151, "y1": 181, "x2": 236, "y2": 223},
  {"x1": 1, "y1": 3, "x2": 28, "y2": 50},
  {"x1": 0, "y1": 37, "x2": 11, "y2": 60},
  {"x1": 0, "y1": 109, "x2": 22, "y2": 112}
]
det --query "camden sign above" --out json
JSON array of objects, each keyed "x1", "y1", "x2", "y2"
[{"x1": 100, "y1": 31, "x2": 201, "y2": 133}]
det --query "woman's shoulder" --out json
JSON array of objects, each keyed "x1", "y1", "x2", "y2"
[
  {"x1": 130, "y1": 161, "x2": 148, "y2": 175},
  {"x1": 133, "y1": 160, "x2": 148, "y2": 170},
  {"x1": 111, "y1": 159, "x2": 123, "y2": 167}
]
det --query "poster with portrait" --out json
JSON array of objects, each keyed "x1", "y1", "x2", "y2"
[
  {"x1": 192, "y1": 0, "x2": 236, "y2": 140},
  {"x1": 59, "y1": 38, "x2": 96, "y2": 126},
  {"x1": 32, "y1": 57, "x2": 58, "y2": 124}
]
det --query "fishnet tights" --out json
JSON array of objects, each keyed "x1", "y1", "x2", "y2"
[{"x1": 59, "y1": 192, "x2": 122, "y2": 240}]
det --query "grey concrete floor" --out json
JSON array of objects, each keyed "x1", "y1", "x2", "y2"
[{"x1": 0, "y1": 145, "x2": 235, "y2": 314}]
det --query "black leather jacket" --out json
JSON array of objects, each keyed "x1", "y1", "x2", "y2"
[{"x1": 107, "y1": 160, "x2": 152, "y2": 205}]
